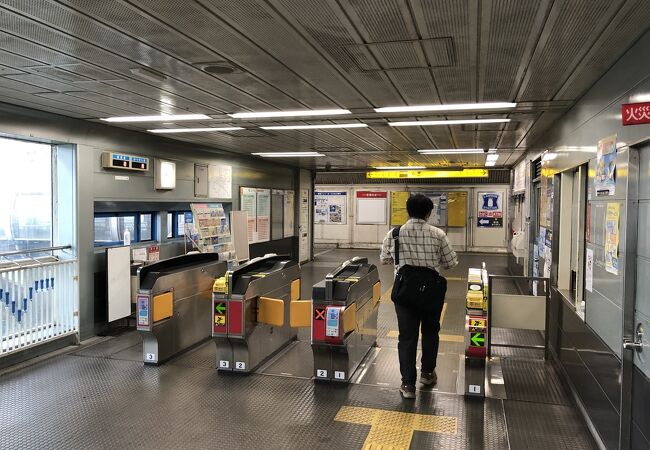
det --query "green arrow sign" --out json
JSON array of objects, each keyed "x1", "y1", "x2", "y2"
[
  {"x1": 470, "y1": 333, "x2": 485, "y2": 347},
  {"x1": 215, "y1": 303, "x2": 226, "y2": 314}
]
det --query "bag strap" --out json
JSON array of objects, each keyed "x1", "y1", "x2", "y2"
[{"x1": 392, "y1": 226, "x2": 401, "y2": 266}]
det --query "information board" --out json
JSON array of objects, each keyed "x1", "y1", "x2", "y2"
[
  {"x1": 284, "y1": 190, "x2": 295, "y2": 237},
  {"x1": 513, "y1": 160, "x2": 526, "y2": 194},
  {"x1": 419, "y1": 192, "x2": 447, "y2": 226},
  {"x1": 208, "y1": 164, "x2": 232, "y2": 199},
  {"x1": 447, "y1": 191, "x2": 467, "y2": 227},
  {"x1": 390, "y1": 191, "x2": 410, "y2": 226},
  {"x1": 256, "y1": 189, "x2": 271, "y2": 242},
  {"x1": 240, "y1": 187, "x2": 257, "y2": 243},
  {"x1": 477, "y1": 192, "x2": 503, "y2": 228},
  {"x1": 314, "y1": 191, "x2": 347, "y2": 224},
  {"x1": 356, "y1": 191, "x2": 387, "y2": 224}
]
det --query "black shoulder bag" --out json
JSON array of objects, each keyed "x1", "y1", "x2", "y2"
[{"x1": 390, "y1": 226, "x2": 447, "y2": 312}]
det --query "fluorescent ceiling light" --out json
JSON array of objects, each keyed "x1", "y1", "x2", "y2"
[
  {"x1": 542, "y1": 153, "x2": 558, "y2": 161},
  {"x1": 418, "y1": 148, "x2": 485, "y2": 155},
  {"x1": 229, "y1": 109, "x2": 351, "y2": 119},
  {"x1": 373, "y1": 166, "x2": 426, "y2": 170},
  {"x1": 375, "y1": 102, "x2": 516, "y2": 113},
  {"x1": 147, "y1": 127, "x2": 244, "y2": 133},
  {"x1": 260, "y1": 123, "x2": 368, "y2": 130},
  {"x1": 485, "y1": 161, "x2": 496, "y2": 167},
  {"x1": 101, "y1": 114, "x2": 211, "y2": 123},
  {"x1": 487, "y1": 148, "x2": 497, "y2": 154},
  {"x1": 252, "y1": 152, "x2": 323, "y2": 157},
  {"x1": 486, "y1": 154, "x2": 499, "y2": 162},
  {"x1": 390, "y1": 118, "x2": 510, "y2": 127}
]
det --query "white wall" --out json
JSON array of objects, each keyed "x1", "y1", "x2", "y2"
[{"x1": 314, "y1": 183, "x2": 510, "y2": 252}]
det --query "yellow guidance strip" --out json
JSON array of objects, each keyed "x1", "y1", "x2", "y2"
[{"x1": 335, "y1": 406, "x2": 456, "y2": 450}]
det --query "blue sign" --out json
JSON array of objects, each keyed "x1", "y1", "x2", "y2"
[
  {"x1": 481, "y1": 194, "x2": 499, "y2": 210},
  {"x1": 477, "y1": 217, "x2": 503, "y2": 228}
]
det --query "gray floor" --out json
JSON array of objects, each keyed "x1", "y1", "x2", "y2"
[{"x1": 0, "y1": 250, "x2": 596, "y2": 450}]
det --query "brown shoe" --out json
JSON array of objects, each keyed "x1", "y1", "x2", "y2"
[
  {"x1": 399, "y1": 383, "x2": 416, "y2": 399},
  {"x1": 420, "y1": 370, "x2": 437, "y2": 386}
]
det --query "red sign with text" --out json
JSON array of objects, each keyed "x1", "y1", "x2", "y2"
[
  {"x1": 622, "y1": 102, "x2": 650, "y2": 126},
  {"x1": 356, "y1": 191, "x2": 387, "y2": 198}
]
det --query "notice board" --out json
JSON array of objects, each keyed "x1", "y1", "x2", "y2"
[
  {"x1": 314, "y1": 191, "x2": 347, "y2": 224},
  {"x1": 240, "y1": 187, "x2": 272, "y2": 244},
  {"x1": 356, "y1": 191, "x2": 387, "y2": 224},
  {"x1": 391, "y1": 191, "x2": 410, "y2": 225},
  {"x1": 284, "y1": 190, "x2": 294, "y2": 237},
  {"x1": 447, "y1": 192, "x2": 467, "y2": 227}
]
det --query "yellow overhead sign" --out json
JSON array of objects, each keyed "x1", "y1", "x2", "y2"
[{"x1": 367, "y1": 169, "x2": 488, "y2": 179}]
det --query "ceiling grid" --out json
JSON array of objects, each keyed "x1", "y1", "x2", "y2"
[{"x1": 0, "y1": 0, "x2": 641, "y2": 170}]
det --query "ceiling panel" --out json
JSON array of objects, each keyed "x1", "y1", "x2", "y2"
[
  {"x1": 0, "y1": 0, "x2": 642, "y2": 170},
  {"x1": 518, "y1": 0, "x2": 620, "y2": 101}
]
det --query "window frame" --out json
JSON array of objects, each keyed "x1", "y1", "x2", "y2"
[
  {"x1": 93, "y1": 211, "x2": 157, "y2": 247},
  {"x1": 166, "y1": 210, "x2": 191, "y2": 239}
]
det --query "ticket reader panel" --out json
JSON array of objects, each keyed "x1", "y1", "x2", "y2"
[
  {"x1": 311, "y1": 257, "x2": 380, "y2": 382},
  {"x1": 212, "y1": 254, "x2": 300, "y2": 373}
]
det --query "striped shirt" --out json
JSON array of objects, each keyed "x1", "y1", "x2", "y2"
[{"x1": 380, "y1": 219, "x2": 458, "y2": 272}]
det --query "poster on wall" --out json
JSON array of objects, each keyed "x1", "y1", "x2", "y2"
[
  {"x1": 447, "y1": 191, "x2": 467, "y2": 227},
  {"x1": 605, "y1": 202, "x2": 620, "y2": 275},
  {"x1": 419, "y1": 192, "x2": 447, "y2": 226},
  {"x1": 356, "y1": 191, "x2": 387, "y2": 225},
  {"x1": 284, "y1": 190, "x2": 294, "y2": 238},
  {"x1": 513, "y1": 160, "x2": 526, "y2": 194},
  {"x1": 595, "y1": 135, "x2": 617, "y2": 196},
  {"x1": 477, "y1": 192, "x2": 503, "y2": 228},
  {"x1": 256, "y1": 189, "x2": 271, "y2": 242},
  {"x1": 208, "y1": 164, "x2": 232, "y2": 199},
  {"x1": 240, "y1": 187, "x2": 257, "y2": 243},
  {"x1": 299, "y1": 189, "x2": 310, "y2": 262},
  {"x1": 314, "y1": 191, "x2": 347, "y2": 224},
  {"x1": 585, "y1": 248, "x2": 594, "y2": 292},
  {"x1": 390, "y1": 191, "x2": 410, "y2": 226}
]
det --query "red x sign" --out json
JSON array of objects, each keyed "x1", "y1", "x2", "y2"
[{"x1": 314, "y1": 308, "x2": 326, "y2": 320}]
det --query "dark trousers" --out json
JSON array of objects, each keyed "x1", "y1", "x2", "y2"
[{"x1": 394, "y1": 301, "x2": 444, "y2": 385}]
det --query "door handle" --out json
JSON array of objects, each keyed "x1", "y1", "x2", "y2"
[{"x1": 623, "y1": 323, "x2": 644, "y2": 352}]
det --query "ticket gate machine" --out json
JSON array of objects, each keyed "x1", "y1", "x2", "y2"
[
  {"x1": 136, "y1": 253, "x2": 227, "y2": 365},
  {"x1": 212, "y1": 254, "x2": 300, "y2": 373},
  {"x1": 311, "y1": 257, "x2": 381, "y2": 382}
]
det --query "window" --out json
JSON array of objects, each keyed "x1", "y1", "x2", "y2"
[
  {"x1": 166, "y1": 211, "x2": 191, "y2": 239},
  {"x1": 0, "y1": 137, "x2": 52, "y2": 256},
  {"x1": 94, "y1": 212, "x2": 156, "y2": 246}
]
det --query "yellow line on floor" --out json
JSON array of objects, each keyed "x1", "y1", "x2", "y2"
[
  {"x1": 335, "y1": 406, "x2": 457, "y2": 449},
  {"x1": 446, "y1": 276, "x2": 466, "y2": 281},
  {"x1": 440, "y1": 302, "x2": 447, "y2": 325}
]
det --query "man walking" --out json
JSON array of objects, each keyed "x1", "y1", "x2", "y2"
[{"x1": 380, "y1": 194, "x2": 458, "y2": 399}]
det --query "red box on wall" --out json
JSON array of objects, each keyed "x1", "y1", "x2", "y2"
[
  {"x1": 356, "y1": 191, "x2": 387, "y2": 198},
  {"x1": 622, "y1": 102, "x2": 650, "y2": 126}
]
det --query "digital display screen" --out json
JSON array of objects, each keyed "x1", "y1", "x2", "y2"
[
  {"x1": 131, "y1": 161, "x2": 148, "y2": 170},
  {"x1": 111, "y1": 159, "x2": 129, "y2": 168}
]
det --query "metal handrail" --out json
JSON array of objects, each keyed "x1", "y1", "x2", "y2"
[
  {"x1": 0, "y1": 245, "x2": 72, "y2": 258},
  {"x1": 487, "y1": 274, "x2": 551, "y2": 360}
]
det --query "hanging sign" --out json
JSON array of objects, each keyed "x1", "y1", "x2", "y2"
[{"x1": 621, "y1": 102, "x2": 650, "y2": 126}]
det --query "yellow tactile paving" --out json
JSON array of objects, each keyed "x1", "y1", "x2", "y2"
[{"x1": 335, "y1": 406, "x2": 457, "y2": 449}]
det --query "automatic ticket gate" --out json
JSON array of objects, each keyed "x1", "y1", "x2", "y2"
[
  {"x1": 311, "y1": 257, "x2": 381, "y2": 382},
  {"x1": 136, "y1": 253, "x2": 227, "y2": 365},
  {"x1": 212, "y1": 254, "x2": 300, "y2": 373}
]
